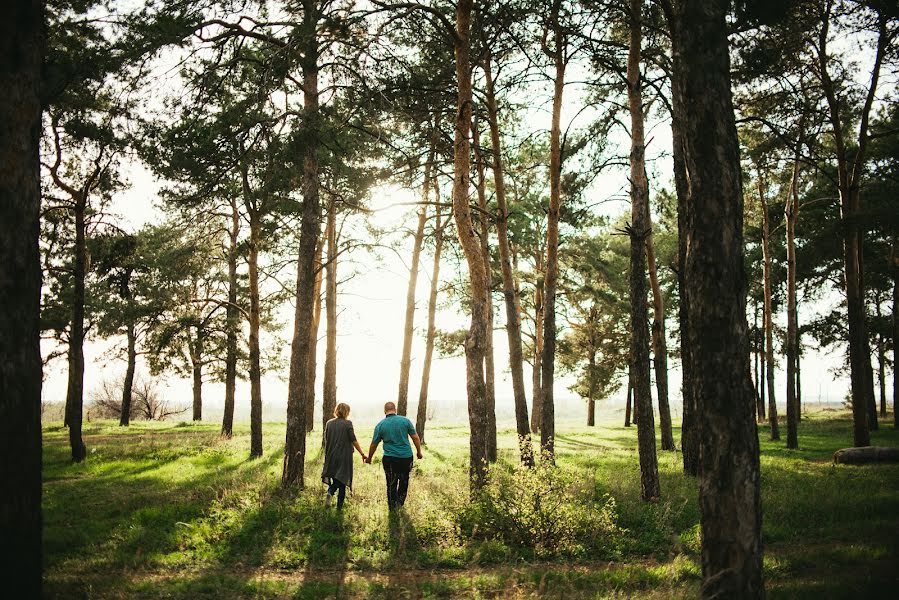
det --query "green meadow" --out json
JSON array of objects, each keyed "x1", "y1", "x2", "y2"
[{"x1": 42, "y1": 411, "x2": 899, "y2": 599}]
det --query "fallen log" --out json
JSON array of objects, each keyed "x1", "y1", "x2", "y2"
[{"x1": 833, "y1": 446, "x2": 899, "y2": 465}]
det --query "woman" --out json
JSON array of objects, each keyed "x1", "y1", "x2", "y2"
[{"x1": 321, "y1": 402, "x2": 367, "y2": 509}]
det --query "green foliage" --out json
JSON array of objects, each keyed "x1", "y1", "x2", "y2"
[{"x1": 461, "y1": 462, "x2": 623, "y2": 558}]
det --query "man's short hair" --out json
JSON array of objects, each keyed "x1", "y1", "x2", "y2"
[{"x1": 384, "y1": 401, "x2": 397, "y2": 414}]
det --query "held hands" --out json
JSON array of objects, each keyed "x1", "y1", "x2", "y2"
[{"x1": 417, "y1": 449, "x2": 423, "y2": 460}]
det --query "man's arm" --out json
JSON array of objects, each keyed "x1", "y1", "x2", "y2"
[
  {"x1": 366, "y1": 443, "x2": 378, "y2": 464},
  {"x1": 410, "y1": 433, "x2": 423, "y2": 459}
]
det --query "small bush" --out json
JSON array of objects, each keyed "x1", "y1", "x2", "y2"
[{"x1": 459, "y1": 462, "x2": 623, "y2": 558}]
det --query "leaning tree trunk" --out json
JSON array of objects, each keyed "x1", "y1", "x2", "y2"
[
  {"x1": 540, "y1": 12, "x2": 566, "y2": 464},
  {"x1": 322, "y1": 194, "x2": 338, "y2": 431},
  {"x1": 120, "y1": 323, "x2": 136, "y2": 426},
  {"x1": 416, "y1": 196, "x2": 445, "y2": 445},
  {"x1": 785, "y1": 132, "x2": 803, "y2": 450},
  {"x1": 305, "y1": 239, "x2": 324, "y2": 432},
  {"x1": 753, "y1": 300, "x2": 765, "y2": 422},
  {"x1": 283, "y1": 23, "x2": 321, "y2": 487},
  {"x1": 397, "y1": 172, "x2": 430, "y2": 417},
  {"x1": 191, "y1": 327, "x2": 203, "y2": 422},
  {"x1": 452, "y1": 0, "x2": 490, "y2": 490},
  {"x1": 645, "y1": 193, "x2": 674, "y2": 450},
  {"x1": 473, "y1": 118, "x2": 497, "y2": 462},
  {"x1": 485, "y1": 55, "x2": 533, "y2": 465},
  {"x1": 247, "y1": 208, "x2": 264, "y2": 458},
  {"x1": 66, "y1": 196, "x2": 88, "y2": 462},
  {"x1": 627, "y1": 0, "x2": 660, "y2": 500},
  {"x1": 0, "y1": 2, "x2": 44, "y2": 590},
  {"x1": 531, "y1": 252, "x2": 544, "y2": 435},
  {"x1": 670, "y1": 0, "x2": 764, "y2": 595},
  {"x1": 222, "y1": 196, "x2": 239, "y2": 438},
  {"x1": 759, "y1": 176, "x2": 780, "y2": 440}
]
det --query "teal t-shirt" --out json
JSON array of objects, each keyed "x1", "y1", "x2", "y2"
[{"x1": 372, "y1": 414, "x2": 417, "y2": 458}]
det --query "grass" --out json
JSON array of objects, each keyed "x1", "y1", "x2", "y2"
[{"x1": 41, "y1": 410, "x2": 899, "y2": 598}]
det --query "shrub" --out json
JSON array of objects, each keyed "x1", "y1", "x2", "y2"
[{"x1": 458, "y1": 462, "x2": 623, "y2": 558}]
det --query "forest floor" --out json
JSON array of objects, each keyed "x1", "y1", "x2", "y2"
[{"x1": 42, "y1": 409, "x2": 899, "y2": 599}]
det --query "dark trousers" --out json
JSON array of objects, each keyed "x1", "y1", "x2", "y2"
[
  {"x1": 382, "y1": 456, "x2": 413, "y2": 509},
  {"x1": 327, "y1": 479, "x2": 347, "y2": 509}
]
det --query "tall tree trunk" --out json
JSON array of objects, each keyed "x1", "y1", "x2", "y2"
[
  {"x1": 120, "y1": 323, "x2": 136, "y2": 426},
  {"x1": 785, "y1": 130, "x2": 803, "y2": 450},
  {"x1": 646, "y1": 198, "x2": 674, "y2": 450},
  {"x1": 531, "y1": 252, "x2": 544, "y2": 435},
  {"x1": 416, "y1": 196, "x2": 445, "y2": 445},
  {"x1": 305, "y1": 240, "x2": 324, "y2": 432},
  {"x1": 473, "y1": 117, "x2": 497, "y2": 462},
  {"x1": 283, "y1": 16, "x2": 321, "y2": 486},
  {"x1": 397, "y1": 167, "x2": 430, "y2": 417},
  {"x1": 191, "y1": 327, "x2": 203, "y2": 422},
  {"x1": 663, "y1": 0, "x2": 698, "y2": 474},
  {"x1": 222, "y1": 196, "x2": 239, "y2": 438},
  {"x1": 485, "y1": 56, "x2": 533, "y2": 465},
  {"x1": 587, "y1": 344, "x2": 596, "y2": 426},
  {"x1": 540, "y1": 2, "x2": 566, "y2": 463},
  {"x1": 627, "y1": 0, "x2": 660, "y2": 500},
  {"x1": 759, "y1": 175, "x2": 780, "y2": 440},
  {"x1": 759, "y1": 326, "x2": 767, "y2": 422},
  {"x1": 452, "y1": 0, "x2": 489, "y2": 489},
  {"x1": 796, "y1": 325, "x2": 802, "y2": 416},
  {"x1": 670, "y1": 0, "x2": 764, "y2": 595},
  {"x1": 66, "y1": 197, "x2": 87, "y2": 462},
  {"x1": 816, "y1": 1, "x2": 885, "y2": 447},
  {"x1": 892, "y1": 235, "x2": 898, "y2": 429},
  {"x1": 753, "y1": 300, "x2": 765, "y2": 423},
  {"x1": 877, "y1": 328, "x2": 886, "y2": 419},
  {"x1": 322, "y1": 195, "x2": 338, "y2": 431},
  {"x1": 0, "y1": 2, "x2": 44, "y2": 589},
  {"x1": 247, "y1": 207, "x2": 263, "y2": 458},
  {"x1": 624, "y1": 366, "x2": 633, "y2": 427}
]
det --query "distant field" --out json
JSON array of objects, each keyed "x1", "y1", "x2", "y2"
[{"x1": 42, "y1": 411, "x2": 899, "y2": 598}]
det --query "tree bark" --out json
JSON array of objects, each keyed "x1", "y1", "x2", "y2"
[
  {"x1": 416, "y1": 193, "x2": 445, "y2": 445},
  {"x1": 485, "y1": 55, "x2": 533, "y2": 465},
  {"x1": 322, "y1": 194, "x2": 338, "y2": 431},
  {"x1": 759, "y1": 175, "x2": 780, "y2": 440},
  {"x1": 645, "y1": 194, "x2": 674, "y2": 450},
  {"x1": 247, "y1": 206, "x2": 263, "y2": 458},
  {"x1": 531, "y1": 252, "x2": 544, "y2": 435},
  {"x1": 627, "y1": 0, "x2": 660, "y2": 500},
  {"x1": 283, "y1": 14, "x2": 321, "y2": 485},
  {"x1": 785, "y1": 129, "x2": 803, "y2": 450},
  {"x1": 587, "y1": 346, "x2": 596, "y2": 427},
  {"x1": 453, "y1": 0, "x2": 490, "y2": 490},
  {"x1": 540, "y1": 1, "x2": 566, "y2": 463},
  {"x1": 892, "y1": 236, "x2": 898, "y2": 429},
  {"x1": 816, "y1": 1, "x2": 886, "y2": 447},
  {"x1": 305, "y1": 239, "x2": 324, "y2": 432},
  {"x1": 663, "y1": 0, "x2": 698, "y2": 474},
  {"x1": 0, "y1": 2, "x2": 44, "y2": 590},
  {"x1": 624, "y1": 366, "x2": 633, "y2": 427},
  {"x1": 397, "y1": 174, "x2": 430, "y2": 417},
  {"x1": 66, "y1": 195, "x2": 87, "y2": 462},
  {"x1": 753, "y1": 300, "x2": 765, "y2": 423},
  {"x1": 670, "y1": 0, "x2": 764, "y2": 595},
  {"x1": 191, "y1": 327, "x2": 203, "y2": 421},
  {"x1": 120, "y1": 324, "x2": 136, "y2": 426},
  {"x1": 473, "y1": 117, "x2": 497, "y2": 462},
  {"x1": 222, "y1": 196, "x2": 239, "y2": 438}
]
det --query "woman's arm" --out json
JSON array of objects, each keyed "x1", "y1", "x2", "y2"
[{"x1": 352, "y1": 440, "x2": 367, "y2": 461}]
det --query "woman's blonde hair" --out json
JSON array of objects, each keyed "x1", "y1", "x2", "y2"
[{"x1": 334, "y1": 403, "x2": 350, "y2": 419}]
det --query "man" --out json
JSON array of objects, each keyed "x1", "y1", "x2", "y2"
[{"x1": 367, "y1": 401, "x2": 423, "y2": 510}]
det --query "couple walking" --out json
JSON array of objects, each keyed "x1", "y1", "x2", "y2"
[{"x1": 321, "y1": 401, "x2": 424, "y2": 511}]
